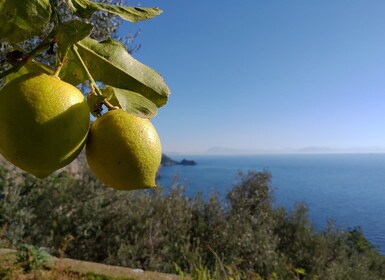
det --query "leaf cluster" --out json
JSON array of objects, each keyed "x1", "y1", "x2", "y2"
[
  {"x1": 0, "y1": 0, "x2": 170, "y2": 117},
  {"x1": 0, "y1": 157, "x2": 385, "y2": 279},
  {"x1": 16, "y1": 244, "x2": 51, "y2": 273}
]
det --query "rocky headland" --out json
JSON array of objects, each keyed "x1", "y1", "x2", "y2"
[{"x1": 161, "y1": 154, "x2": 197, "y2": 166}]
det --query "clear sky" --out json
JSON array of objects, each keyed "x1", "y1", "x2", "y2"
[{"x1": 120, "y1": 1, "x2": 385, "y2": 154}]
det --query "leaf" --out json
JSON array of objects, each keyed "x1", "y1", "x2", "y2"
[
  {"x1": 0, "y1": 0, "x2": 51, "y2": 44},
  {"x1": 294, "y1": 268, "x2": 306, "y2": 276},
  {"x1": 67, "y1": 0, "x2": 162, "y2": 22},
  {"x1": 55, "y1": 20, "x2": 93, "y2": 60},
  {"x1": 60, "y1": 38, "x2": 170, "y2": 107},
  {"x1": 59, "y1": 52, "x2": 88, "y2": 87},
  {"x1": 5, "y1": 61, "x2": 53, "y2": 84},
  {"x1": 102, "y1": 86, "x2": 157, "y2": 118}
]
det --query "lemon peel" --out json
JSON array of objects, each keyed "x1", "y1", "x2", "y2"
[
  {"x1": 86, "y1": 109, "x2": 161, "y2": 190},
  {"x1": 0, "y1": 73, "x2": 90, "y2": 178}
]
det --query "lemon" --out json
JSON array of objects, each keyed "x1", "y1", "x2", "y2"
[
  {"x1": 0, "y1": 73, "x2": 90, "y2": 178},
  {"x1": 86, "y1": 109, "x2": 161, "y2": 190}
]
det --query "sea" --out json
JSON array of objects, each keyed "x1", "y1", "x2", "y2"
[{"x1": 156, "y1": 153, "x2": 385, "y2": 254}]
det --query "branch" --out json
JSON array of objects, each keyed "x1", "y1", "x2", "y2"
[{"x1": 0, "y1": 42, "x2": 52, "y2": 80}]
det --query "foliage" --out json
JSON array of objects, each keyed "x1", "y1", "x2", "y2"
[
  {"x1": 16, "y1": 244, "x2": 51, "y2": 272},
  {"x1": 0, "y1": 0, "x2": 170, "y2": 117},
  {"x1": 0, "y1": 156, "x2": 384, "y2": 279},
  {"x1": 0, "y1": 0, "x2": 169, "y2": 188},
  {"x1": 0, "y1": 0, "x2": 139, "y2": 84}
]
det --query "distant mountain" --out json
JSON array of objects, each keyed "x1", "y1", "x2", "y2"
[
  {"x1": 205, "y1": 146, "x2": 385, "y2": 155},
  {"x1": 295, "y1": 146, "x2": 385, "y2": 153}
]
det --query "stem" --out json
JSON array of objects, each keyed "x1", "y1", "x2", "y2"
[
  {"x1": 71, "y1": 45, "x2": 104, "y2": 98},
  {"x1": 71, "y1": 45, "x2": 118, "y2": 111},
  {"x1": 27, "y1": 42, "x2": 53, "y2": 61},
  {"x1": 53, "y1": 47, "x2": 68, "y2": 77},
  {"x1": 0, "y1": 66, "x2": 20, "y2": 81},
  {"x1": 0, "y1": 42, "x2": 52, "y2": 80},
  {"x1": 53, "y1": 61, "x2": 64, "y2": 77},
  {"x1": 104, "y1": 99, "x2": 118, "y2": 110},
  {"x1": 50, "y1": 0, "x2": 65, "y2": 77},
  {"x1": 207, "y1": 245, "x2": 228, "y2": 279}
]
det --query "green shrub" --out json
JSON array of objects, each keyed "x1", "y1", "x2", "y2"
[
  {"x1": 0, "y1": 155, "x2": 385, "y2": 279},
  {"x1": 16, "y1": 244, "x2": 51, "y2": 272}
]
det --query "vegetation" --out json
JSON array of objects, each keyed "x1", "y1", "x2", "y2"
[
  {"x1": 1, "y1": 4, "x2": 384, "y2": 278},
  {"x1": 0, "y1": 0, "x2": 169, "y2": 190},
  {"x1": 0, "y1": 156, "x2": 384, "y2": 279},
  {"x1": 0, "y1": 0, "x2": 140, "y2": 83},
  {"x1": 0, "y1": 247, "x2": 174, "y2": 280}
]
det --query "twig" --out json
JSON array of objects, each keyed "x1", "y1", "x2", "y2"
[
  {"x1": 207, "y1": 245, "x2": 228, "y2": 280},
  {"x1": 0, "y1": 42, "x2": 52, "y2": 80}
]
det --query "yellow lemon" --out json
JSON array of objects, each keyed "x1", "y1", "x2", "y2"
[
  {"x1": 86, "y1": 109, "x2": 161, "y2": 190},
  {"x1": 0, "y1": 73, "x2": 90, "y2": 178}
]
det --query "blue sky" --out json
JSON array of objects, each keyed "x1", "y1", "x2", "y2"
[{"x1": 120, "y1": 1, "x2": 385, "y2": 154}]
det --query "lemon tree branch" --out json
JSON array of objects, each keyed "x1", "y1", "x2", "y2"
[{"x1": 0, "y1": 42, "x2": 52, "y2": 80}]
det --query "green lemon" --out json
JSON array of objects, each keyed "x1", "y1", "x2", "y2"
[
  {"x1": 0, "y1": 73, "x2": 90, "y2": 178},
  {"x1": 0, "y1": 0, "x2": 51, "y2": 44},
  {"x1": 86, "y1": 109, "x2": 161, "y2": 190}
]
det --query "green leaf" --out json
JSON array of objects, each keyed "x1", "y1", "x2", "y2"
[
  {"x1": 58, "y1": 52, "x2": 87, "y2": 87},
  {"x1": 0, "y1": 0, "x2": 51, "y2": 44},
  {"x1": 60, "y1": 38, "x2": 170, "y2": 107},
  {"x1": 55, "y1": 20, "x2": 93, "y2": 60},
  {"x1": 67, "y1": 0, "x2": 162, "y2": 22},
  {"x1": 294, "y1": 268, "x2": 306, "y2": 275},
  {"x1": 102, "y1": 86, "x2": 157, "y2": 118},
  {"x1": 5, "y1": 61, "x2": 53, "y2": 84}
]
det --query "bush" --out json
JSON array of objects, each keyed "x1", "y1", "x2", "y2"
[{"x1": 0, "y1": 155, "x2": 385, "y2": 279}]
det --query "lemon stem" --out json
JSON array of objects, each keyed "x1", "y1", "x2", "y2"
[
  {"x1": 53, "y1": 57, "x2": 64, "y2": 77},
  {"x1": 53, "y1": 45, "x2": 70, "y2": 77},
  {"x1": 104, "y1": 99, "x2": 118, "y2": 110},
  {"x1": 71, "y1": 45, "x2": 118, "y2": 111},
  {"x1": 70, "y1": 45, "x2": 102, "y2": 96}
]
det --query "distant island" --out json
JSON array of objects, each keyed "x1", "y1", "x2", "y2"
[
  {"x1": 157, "y1": 154, "x2": 196, "y2": 179},
  {"x1": 161, "y1": 154, "x2": 197, "y2": 166}
]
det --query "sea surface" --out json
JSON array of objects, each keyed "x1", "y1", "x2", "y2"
[{"x1": 156, "y1": 154, "x2": 385, "y2": 254}]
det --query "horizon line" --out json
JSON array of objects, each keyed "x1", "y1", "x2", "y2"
[{"x1": 163, "y1": 146, "x2": 385, "y2": 156}]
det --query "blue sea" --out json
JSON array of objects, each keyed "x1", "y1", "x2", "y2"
[{"x1": 156, "y1": 154, "x2": 385, "y2": 254}]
